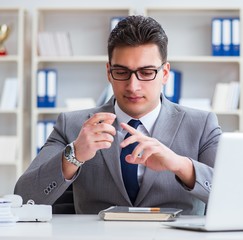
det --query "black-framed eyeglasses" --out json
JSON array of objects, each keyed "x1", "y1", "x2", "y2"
[{"x1": 109, "y1": 63, "x2": 165, "y2": 81}]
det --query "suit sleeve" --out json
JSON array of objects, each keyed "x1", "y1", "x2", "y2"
[
  {"x1": 14, "y1": 112, "x2": 80, "y2": 205},
  {"x1": 176, "y1": 112, "x2": 222, "y2": 203}
]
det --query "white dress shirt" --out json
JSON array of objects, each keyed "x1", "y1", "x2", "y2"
[{"x1": 114, "y1": 101, "x2": 161, "y2": 185}]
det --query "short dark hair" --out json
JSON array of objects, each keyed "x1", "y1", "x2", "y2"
[{"x1": 108, "y1": 15, "x2": 168, "y2": 63}]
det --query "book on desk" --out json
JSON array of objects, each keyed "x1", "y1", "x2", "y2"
[{"x1": 98, "y1": 206, "x2": 182, "y2": 221}]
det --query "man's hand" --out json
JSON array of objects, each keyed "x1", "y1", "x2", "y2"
[
  {"x1": 62, "y1": 112, "x2": 116, "y2": 179},
  {"x1": 120, "y1": 122, "x2": 195, "y2": 189},
  {"x1": 74, "y1": 112, "x2": 117, "y2": 163}
]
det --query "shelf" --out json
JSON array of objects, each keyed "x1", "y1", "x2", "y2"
[
  {"x1": 35, "y1": 55, "x2": 241, "y2": 64},
  {"x1": 213, "y1": 110, "x2": 241, "y2": 116},
  {"x1": 0, "y1": 8, "x2": 24, "y2": 195},
  {"x1": 168, "y1": 56, "x2": 241, "y2": 63},
  {"x1": 145, "y1": 7, "x2": 242, "y2": 132},
  {"x1": 34, "y1": 108, "x2": 68, "y2": 115},
  {"x1": 0, "y1": 109, "x2": 18, "y2": 114},
  {"x1": 0, "y1": 162, "x2": 17, "y2": 166},
  {"x1": 31, "y1": 7, "x2": 133, "y2": 159},
  {"x1": 0, "y1": 56, "x2": 19, "y2": 62},
  {"x1": 35, "y1": 55, "x2": 108, "y2": 63}
]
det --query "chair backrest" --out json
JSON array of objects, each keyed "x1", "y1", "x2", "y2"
[{"x1": 52, "y1": 184, "x2": 75, "y2": 214}]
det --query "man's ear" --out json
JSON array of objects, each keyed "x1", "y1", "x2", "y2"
[
  {"x1": 106, "y1": 62, "x2": 112, "y2": 83},
  {"x1": 162, "y1": 62, "x2": 170, "y2": 85}
]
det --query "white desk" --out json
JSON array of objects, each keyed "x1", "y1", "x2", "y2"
[{"x1": 0, "y1": 215, "x2": 243, "y2": 240}]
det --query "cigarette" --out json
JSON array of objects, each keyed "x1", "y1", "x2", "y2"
[{"x1": 128, "y1": 207, "x2": 160, "y2": 212}]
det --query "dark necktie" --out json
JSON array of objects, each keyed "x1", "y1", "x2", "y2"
[{"x1": 120, "y1": 119, "x2": 141, "y2": 204}]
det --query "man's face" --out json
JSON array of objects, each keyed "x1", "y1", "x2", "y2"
[{"x1": 107, "y1": 44, "x2": 170, "y2": 119}]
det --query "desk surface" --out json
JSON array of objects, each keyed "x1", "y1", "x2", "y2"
[{"x1": 0, "y1": 215, "x2": 243, "y2": 240}]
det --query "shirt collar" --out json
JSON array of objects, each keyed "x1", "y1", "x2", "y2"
[{"x1": 114, "y1": 101, "x2": 161, "y2": 135}]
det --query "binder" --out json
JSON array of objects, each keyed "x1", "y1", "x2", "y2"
[
  {"x1": 163, "y1": 70, "x2": 181, "y2": 104},
  {"x1": 222, "y1": 18, "x2": 232, "y2": 56},
  {"x1": 45, "y1": 120, "x2": 55, "y2": 140},
  {"x1": 110, "y1": 17, "x2": 125, "y2": 31},
  {"x1": 55, "y1": 32, "x2": 73, "y2": 56},
  {"x1": 231, "y1": 18, "x2": 240, "y2": 56},
  {"x1": 37, "y1": 69, "x2": 57, "y2": 108},
  {"x1": 37, "y1": 120, "x2": 56, "y2": 154},
  {"x1": 212, "y1": 18, "x2": 223, "y2": 56},
  {"x1": 0, "y1": 136, "x2": 17, "y2": 163},
  {"x1": 46, "y1": 70, "x2": 57, "y2": 108},
  {"x1": 37, "y1": 70, "x2": 47, "y2": 107},
  {"x1": 37, "y1": 121, "x2": 45, "y2": 154},
  {"x1": 212, "y1": 83, "x2": 229, "y2": 111},
  {"x1": 211, "y1": 82, "x2": 240, "y2": 111},
  {"x1": 0, "y1": 78, "x2": 18, "y2": 109}
]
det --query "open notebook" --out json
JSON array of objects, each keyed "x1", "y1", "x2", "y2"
[{"x1": 164, "y1": 132, "x2": 243, "y2": 231}]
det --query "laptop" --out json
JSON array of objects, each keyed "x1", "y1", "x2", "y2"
[{"x1": 164, "y1": 132, "x2": 243, "y2": 231}]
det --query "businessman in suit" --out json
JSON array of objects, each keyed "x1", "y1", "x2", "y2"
[{"x1": 14, "y1": 15, "x2": 222, "y2": 215}]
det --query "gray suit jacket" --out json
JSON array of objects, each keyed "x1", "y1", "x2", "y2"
[{"x1": 15, "y1": 95, "x2": 222, "y2": 215}]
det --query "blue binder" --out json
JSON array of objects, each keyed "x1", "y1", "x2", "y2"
[
  {"x1": 231, "y1": 18, "x2": 240, "y2": 56},
  {"x1": 37, "y1": 69, "x2": 57, "y2": 108},
  {"x1": 46, "y1": 70, "x2": 57, "y2": 107},
  {"x1": 110, "y1": 17, "x2": 125, "y2": 31},
  {"x1": 163, "y1": 70, "x2": 181, "y2": 104},
  {"x1": 222, "y1": 18, "x2": 232, "y2": 56},
  {"x1": 37, "y1": 120, "x2": 56, "y2": 154},
  {"x1": 37, "y1": 120, "x2": 45, "y2": 154},
  {"x1": 212, "y1": 18, "x2": 223, "y2": 56},
  {"x1": 37, "y1": 70, "x2": 47, "y2": 107}
]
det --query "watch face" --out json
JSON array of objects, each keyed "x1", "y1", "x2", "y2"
[{"x1": 64, "y1": 145, "x2": 72, "y2": 158}]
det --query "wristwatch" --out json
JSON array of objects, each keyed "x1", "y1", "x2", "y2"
[{"x1": 64, "y1": 142, "x2": 84, "y2": 167}]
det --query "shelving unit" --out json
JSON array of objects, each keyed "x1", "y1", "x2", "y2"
[
  {"x1": 0, "y1": 8, "x2": 24, "y2": 195},
  {"x1": 145, "y1": 7, "x2": 242, "y2": 132},
  {"x1": 31, "y1": 7, "x2": 133, "y2": 159}
]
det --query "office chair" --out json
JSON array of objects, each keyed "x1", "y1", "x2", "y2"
[{"x1": 52, "y1": 184, "x2": 75, "y2": 214}]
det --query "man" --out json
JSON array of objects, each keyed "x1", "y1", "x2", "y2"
[{"x1": 15, "y1": 15, "x2": 222, "y2": 215}]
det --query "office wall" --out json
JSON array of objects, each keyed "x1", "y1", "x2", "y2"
[{"x1": 0, "y1": 0, "x2": 242, "y2": 10}]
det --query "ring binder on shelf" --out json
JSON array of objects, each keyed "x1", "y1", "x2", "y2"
[{"x1": 37, "y1": 69, "x2": 57, "y2": 108}]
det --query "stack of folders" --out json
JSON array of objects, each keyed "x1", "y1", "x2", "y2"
[
  {"x1": 37, "y1": 69, "x2": 57, "y2": 108},
  {"x1": 212, "y1": 81, "x2": 240, "y2": 111},
  {"x1": 38, "y1": 32, "x2": 73, "y2": 56},
  {"x1": 212, "y1": 17, "x2": 240, "y2": 56},
  {"x1": 0, "y1": 198, "x2": 18, "y2": 226},
  {"x1": 37, "y1": 120, "x2": 56, "y2": 154},
  {"x1": 163, "y1": 69, "x2": 181, "y2": 104},
  {"x1": 98, "y1": 206, "x2": 182, "y2": 221}
]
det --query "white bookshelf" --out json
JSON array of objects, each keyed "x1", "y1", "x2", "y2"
[
  {"x1": 31, "y1": 7, "x2": 133, "y2": 159},
  {"x1": 145, "y1": 7, "x2": 243, "y2": 132},
  {"x1": 0, "y1": 8, "x2": 24, "y2": 195}
]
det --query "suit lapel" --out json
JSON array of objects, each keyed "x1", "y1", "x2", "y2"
[
  {"x1": 88, "y1": 98, "x2": 130, "y2": 202},
  {"x1": 99, "y1": 113, "x2": 131, "y2": 204},
  {"x1": 135, "y1": 96, "x2": 185, "y2": 206},
  {"x1": 97, "y1": 96, "x2": 186, "y2": 206}
]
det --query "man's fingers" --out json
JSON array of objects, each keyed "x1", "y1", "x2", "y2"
[
  {"x1": 88, "y1": 112, "x2": 116, "y2": 125},
  {"x1": 120, "y1": 122, "x2": 139, "y2": 135}
]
